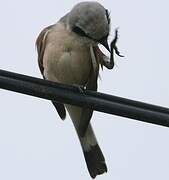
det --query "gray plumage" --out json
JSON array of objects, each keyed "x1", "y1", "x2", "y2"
[{"x1": 68, "y1": 1, "x2": 110, "y2": 40}]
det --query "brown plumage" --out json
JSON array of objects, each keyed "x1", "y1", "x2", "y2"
[
  {"x1": 36, "y1": 25, "x2": 66, "y2": 120},
  {"x1": 35, "y1": 1, "x2": 121, "y2": 178}
]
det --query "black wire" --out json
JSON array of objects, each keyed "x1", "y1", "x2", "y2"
[{"x1": 0, "y1": 69, "x2": 169, "y2": 128}]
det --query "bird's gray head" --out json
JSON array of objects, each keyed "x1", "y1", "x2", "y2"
[{"x1": 68, "y1": 1, "x2": 111, "y2": 51}]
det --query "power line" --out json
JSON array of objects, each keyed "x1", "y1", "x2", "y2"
[{"x1": 0, "y1": 69, "x2": 169, "y2": 128}]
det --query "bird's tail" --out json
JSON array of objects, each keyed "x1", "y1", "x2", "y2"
[
  {"x1": 65, "y1": 105, "x2": 107, "y2": 178},
  {"x1": 79, "y1": 124, "x2": 107, "y2": 178}
]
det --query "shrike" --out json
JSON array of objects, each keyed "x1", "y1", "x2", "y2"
[{"x1": 36, "y1": 1, "x2": 122, "y2": 178}]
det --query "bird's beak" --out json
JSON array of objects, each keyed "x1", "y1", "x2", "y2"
[{"x1": 99, "y1": 37, "x2": 110, "y2": 52}]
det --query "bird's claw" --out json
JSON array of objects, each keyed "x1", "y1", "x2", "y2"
[
  {"x1": 74, "y1": 84, "x2": 86, "y2": 93},
  {"x1": 110, "y1": 28, "x2": 124, "y2": 57}
]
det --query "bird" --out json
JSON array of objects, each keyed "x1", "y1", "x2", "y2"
[{"x1": 36, "y1": 1, "x2": 122, "y2": 178}]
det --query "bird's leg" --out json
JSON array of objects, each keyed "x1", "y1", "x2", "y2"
[
  {"x1": 111, "y1": 28, "x2": 124, "y2": 58},
  {"x1": 103, "y1": 28, "x2": 124, "y2": 69}
]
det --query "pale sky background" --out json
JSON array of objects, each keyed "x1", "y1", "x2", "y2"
[{"x1": 0, "y1": 0, "x2": 169, "y2": 179}]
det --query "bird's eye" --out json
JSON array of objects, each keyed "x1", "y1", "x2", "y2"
[
  {"x1": 105, "y1": 9, "x2": 110, "y2": 24},
  {"x1": 72, "y1": 26, "x2": 95, "y2": 42},
  {"x1": 72, "y1": 26, "x2": 87, "y2": 37}
]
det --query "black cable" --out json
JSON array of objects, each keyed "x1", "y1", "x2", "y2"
[{"x1": 0, "y1": 69, "x2": 169, "y2": 128}]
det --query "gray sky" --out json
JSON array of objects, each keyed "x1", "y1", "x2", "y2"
[{"x1": 0, "y1": 0, "x2": 169, "y2": 179}]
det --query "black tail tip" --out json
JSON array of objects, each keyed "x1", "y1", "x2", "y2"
[
  {"x1": 90, "y1": 162, "x2": 107, "y2": 179},
  {"x1": 84, "y1": 144, "x2": 107, "y2": 179}
]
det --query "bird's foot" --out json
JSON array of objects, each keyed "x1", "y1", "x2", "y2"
[
  {"x1": 110, "y1": 28, "x2": 124, "y2": 57},
  {"x1": 73, "y1": 84, "x2": 86, "y2": 93}
]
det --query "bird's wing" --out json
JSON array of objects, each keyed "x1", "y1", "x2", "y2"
[
  {"x1": 36, "y1": 25, "x2": 66, "y2": 120},
  {"x1": 36, "y1": 25, "x2": 54, "y2": 76}
]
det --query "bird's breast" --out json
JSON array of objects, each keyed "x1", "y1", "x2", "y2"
[
  {"x1": 56, "y1": 48, "x2": 92, "y2": 85},
  {"x1": 43, "y1": 23, "x2": 97, "y2": 85},
  {"x1": 44, "y1": 40, "x2": 92, "y2": 86}
]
